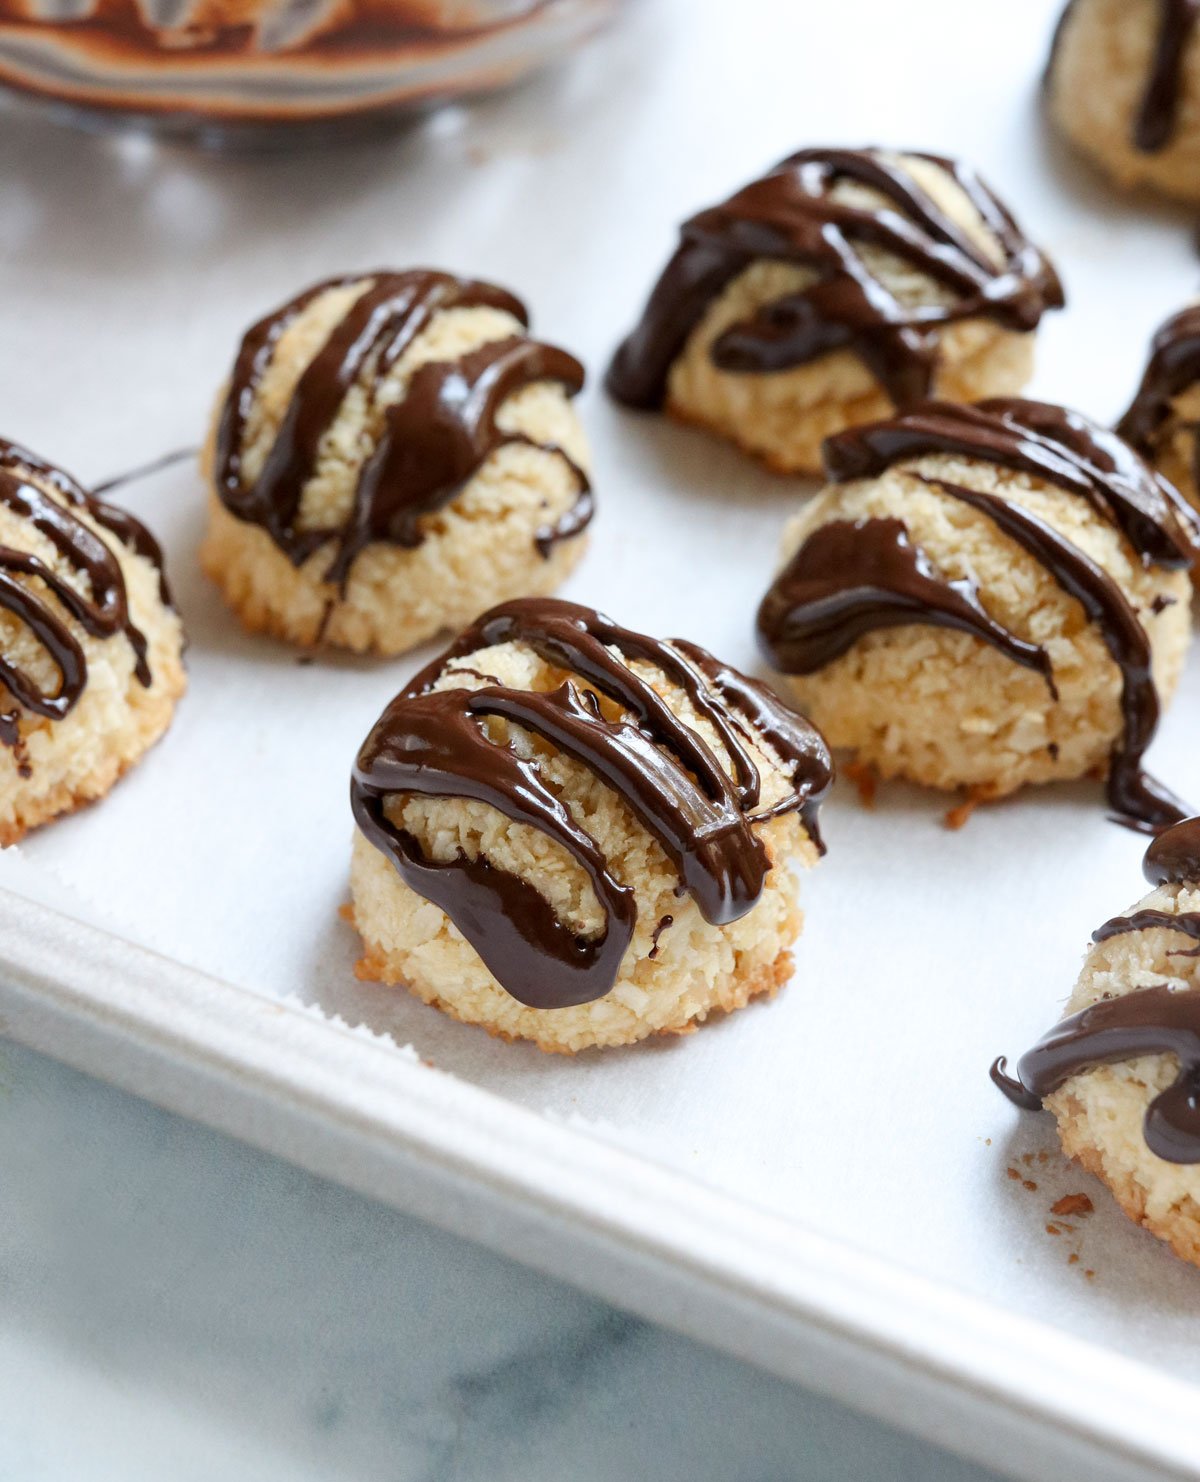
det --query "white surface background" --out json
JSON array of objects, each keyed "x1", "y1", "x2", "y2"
[{"x1": 2, "y1": 0, "x2": 1200, "y2": 1470}]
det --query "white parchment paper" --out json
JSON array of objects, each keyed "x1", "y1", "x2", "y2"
[{"x1": 2, "y1": 0, "x2": 1199, "y2": 1396}]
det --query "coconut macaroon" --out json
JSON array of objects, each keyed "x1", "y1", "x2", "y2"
[
  {"x1": 1046, "y1": 0, "x2": 1200, "y2": 203},
  {"x1": 606, "y1": 147, "x2": 1063, "y2": 474},
  {"x1": 347, "y1": 597, "x2": 832, "y2": 1054},
  {"x1": 201, "y1": 268, "x2": 592, "y2": 657},
  {"x1": 756, "y1": 399, "x2": 1198, "y2": 831},
  {"x1": 994, "y1": 817, "x2": 1200, "y2": 1266},
  {"x1": 0, "y1": 439, "x2": 185, "y2": 845},
  {"x1": 1119, "y1": 303, "x2": 1200, "y2": 535}
]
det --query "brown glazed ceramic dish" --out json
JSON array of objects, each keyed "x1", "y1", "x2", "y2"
[{"x1": 0, "y1": 0, "x2": 616, "y2": 141}]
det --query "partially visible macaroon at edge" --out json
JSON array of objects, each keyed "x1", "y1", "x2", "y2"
[
  {"x1": 1119, "y1": 302, "x2": 1200, "y2": 544},
  {"x1": 0, "y1": 439, "x2": 185, "y2": 846},
  {"x1": 1046, "y1": 0, "x2": 1200, "y2": 203},
  {"x1": 993, "y1": 816, "x2": 1200, "y2": 1267}
]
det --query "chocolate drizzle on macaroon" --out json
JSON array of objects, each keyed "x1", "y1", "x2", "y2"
[
  {"x1": 754, "y1": 515, "x2": 1056, "y2": 689},
  {"x1": 606, "y1": 148, "x2": 1063, "y2": 413},
  {"x1": 1093, "y1": 821, "x2": 1200, "y2": 952},
  {"x1": 756, "y1": 399, "x2": 1200, "y2": 833},
  {"x1": 215, "y1": 270, "x2": 590, "y2": 588},
  {"x1": 0, "y1": 439, "x2": 169, "y2": 757},
  {"x1": 350, "y1": 597, "x2": 832, "y2": 1010},
  {"x1": 1049, "y1": 0, "x2": 1200, "y2": 152},
  {"x1": 1118, "y1": 304, "x2": 1200, "y2": 492},
  {"x1": 993, "y1": 817, "x2": 1200, "y2": 1163},
  {"x1": 1137, "y1": 0, "x2": 1200, "y2": 150}
]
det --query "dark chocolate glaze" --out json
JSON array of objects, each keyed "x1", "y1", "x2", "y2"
[
  {"x1": 996, "y1": 819, "x2": 1200, "y2": 1160},
  {"x1": 0, "y1": 710, "x2": 19, "y2": 754},
  {"x1": 215, "y1": 270, "x2": 589, "y2": 588},
  {"x1": 1145, "y1": 814, "x2": 1200, "y2": 884},
  {"x1": 756, "y1": 399, "x2": 1198, "y2": 833},
  {"x1": 992, "y1": 985, "x2": 1200, "y2": 1163},
  {"x1": 1049, "y1": 0, "x2": 1200, "y2": 153},
  {"x1": 1093, "y1": 908, "x2": 1200, "y2": 954},
  {"x1": 1137, "y1": 0, "x2": 1200, "y2": 151},
  {"x1": 648, "y1": 915, "x2": 674, "y2": 959},
  {"x1": 1092, "y1": 821, "x2": 1200, "y2": 956},
  {"x1": 822, "y1": 399, "x2": 1199, "y2": 567},
  {"x1": 350, "y1": 597, "x2": 832, "y2": 1010},
  {"x1": 1118, "y1": 304, "x2": 1200, "y2": 495},
  {"x1": 755, "y1": 514, "x2": 1056, "y2": 689},
  {"x1": 325, "y1": 336, "x2": 588, "y2": 586},
  {"x1": 606, "y1": 148, "x2": 1062, "y2": 413},
  {"x1": 920, "y1": 474, "x2": 1186, "y2": 834},
  {"x1": 0, "y1": 440, "x2": 170, "y2": 736},
  {"x1": 1, "y1": 440, "x2": 171, "y2": 608}
]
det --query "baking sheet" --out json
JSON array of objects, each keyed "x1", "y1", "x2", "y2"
[{"x1": 3, "y1": 0, "x2": 1200, "y2": 1451}]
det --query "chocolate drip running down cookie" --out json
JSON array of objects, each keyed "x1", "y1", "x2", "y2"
[
  {"x1": 992, "y1": 984, "x2": 1200, "y2": 1163},
  {"x1": 994, "y1": 817, "x2": 1200, "y2": 1164},
  {"x1": 606, "y1": 148, "x2": 1063, "y2": 414},
  {"x1": 757, "y1": 399, "x2": 1199, "y2": 832},
  {"x1": 0, "y1": 438, "x2": 169, "y2": 738},
  {"x1": 214, "y1": 269, "x2": 590, "y2": 587},
  {"x1": 351, "y1": 597, "x2": 832, "y2": 1010}
]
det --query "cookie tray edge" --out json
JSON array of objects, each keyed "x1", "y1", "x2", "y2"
[{"x1": 0, "y1": 883, "x2": 1195, "y2": 1482}]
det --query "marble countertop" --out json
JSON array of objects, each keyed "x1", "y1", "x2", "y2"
[{"x1": 0, "y1": 1038, "x2": 1004, "y2": 1482}]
